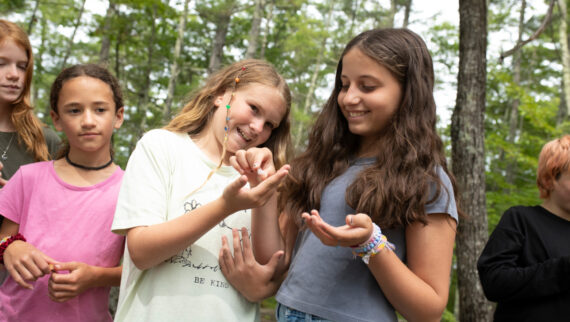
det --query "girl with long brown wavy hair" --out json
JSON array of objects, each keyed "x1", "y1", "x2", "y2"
[
  {"x1": 111, "y1": 59, "x2": 292, "y2": 321},
  {"x1": 222, "y1": 28, "x2": 461, "y2": 322},
  {"x1": 0, "y1": 20, "x2": 60, "y2": 187}
]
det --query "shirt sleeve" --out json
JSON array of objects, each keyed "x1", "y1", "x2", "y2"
[
  {"x1": 111, "y1": 130, "x2": 173, "y2": 235},
  {"x1": 0, "y1": 168, "x2": 26, "y2": 224},
  {"x1": 477, "y1": 209, "x2": 570, "y2": 302}
]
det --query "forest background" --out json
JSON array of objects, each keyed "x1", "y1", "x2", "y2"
[{"x1": 2, "y1": 0, "x2": 569, "y2": 321}]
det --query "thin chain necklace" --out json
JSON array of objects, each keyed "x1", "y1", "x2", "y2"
[
  {"x1": 1, "y1": 133, "x2": 15, "y2": 161},
  {"x1": 65, "y1": 153, "x2": 113, "y2": 171}
]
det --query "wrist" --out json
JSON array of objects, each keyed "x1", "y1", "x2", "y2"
[
  {"x1": 350, "y1": 223, "x2": 395, "y2": 264},
  {"x1": 0, "y1": 233, "x2": 26, "y2": 264}
]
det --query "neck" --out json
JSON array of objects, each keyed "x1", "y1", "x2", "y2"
[
  {"x1": 65, "y1": 153, "x2": 113, "y2": 171},
  {"x1": 541, "y1": 199, "x2": 570, "y2": 221},
  {"x1": 0, "y1": 104, "x2": 15, "y2": 132}
]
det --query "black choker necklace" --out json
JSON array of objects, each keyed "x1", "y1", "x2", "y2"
[{"x1": 65, "y1": 154, "x2": 113, "y2": 171}]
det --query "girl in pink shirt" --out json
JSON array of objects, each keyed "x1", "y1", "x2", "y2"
[{"x1": 0, "y1": 64, "x2": 125, "y2": 321}]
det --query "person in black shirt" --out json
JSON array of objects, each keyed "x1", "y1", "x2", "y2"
[{"x1": 477, "y1": 134, "x2": 570, "y2": 322}]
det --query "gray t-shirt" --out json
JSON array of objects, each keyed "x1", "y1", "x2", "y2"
[{"x1": 276, "y1": 158, "x2": 458, "y2": 322}]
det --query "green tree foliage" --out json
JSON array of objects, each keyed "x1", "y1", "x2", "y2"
[{"x1": 5, "y1": 1, "x2": 570, "y2": 319}]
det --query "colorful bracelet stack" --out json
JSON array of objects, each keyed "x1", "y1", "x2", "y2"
[
  {"x1": 351, "y1": 223, "x2": 395, "y2": 264},
  {"x1": 0, "y1": 233, "x2": 26, "y2": 265}
]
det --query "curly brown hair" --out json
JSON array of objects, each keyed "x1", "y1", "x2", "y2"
[{"x1": 280, "y1": 28, "x2": 460, "y2": 228}]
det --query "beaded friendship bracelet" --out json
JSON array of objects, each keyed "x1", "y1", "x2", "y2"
[
  {"x1": 0, "y1": 233, "x2": 26, "y2": 265},
  {"x1": 351, "y1": 223, "x2": 395, "y2": 264}
]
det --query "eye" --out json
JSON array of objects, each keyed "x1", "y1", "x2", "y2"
[
  {"x1": 96, "y1": 107, "x2": 107, "y2": 113},
  {"x1": 17, "y1": 64, "x2": 27, "y2": 70},
  {"x1": 340, "y1": 83, "x2": 349, "y2": 91},
  {"x1": 264, "y1": 122, "x2": 275, "y2": 130},
  {"x1": 68, "y1": 108, "x2": 81, "y2": 114},
  {"x1": 360, "y1": 84, "x2": 376, "y2": 92},
  {"x1": 250, "y1": 105, "x2": 259, "y2": 113}
]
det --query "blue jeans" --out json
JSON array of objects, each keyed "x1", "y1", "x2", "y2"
[{"x1": 276, "y1": 303, "x2": 333, "y2": 322}]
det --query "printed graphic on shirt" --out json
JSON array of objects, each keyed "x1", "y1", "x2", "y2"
[{"x1": 165, "y1": 198, "x2": 249, "y2": 290}]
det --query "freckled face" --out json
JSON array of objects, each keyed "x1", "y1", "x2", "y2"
[
  {"x1": 337, "y1": 48, "x2": 402, "y2": 151},
  {"x1": 0, "y1": 40, "x2": 28, "y2": 106},
  {"x1": 211, "y1": 83, "x2": 286, "y2": 155}
]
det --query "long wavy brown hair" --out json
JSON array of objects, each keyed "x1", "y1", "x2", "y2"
[
  {"x1": 165, "y1": 59, "x2": 292, "y2": 168},
  {"x1": 0, "y1": 20, "x2": 50, "y2": 161},
  {"x1": 280, "y1": 28, "x2": 460, "y2": 228}
]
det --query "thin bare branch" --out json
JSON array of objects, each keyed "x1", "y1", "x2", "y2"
[{"x1": 499, "y1": 0, "x2": 555, "y2": 63}]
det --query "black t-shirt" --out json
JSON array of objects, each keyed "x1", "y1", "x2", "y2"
[{"x1": 477, "y1": 205, "x2": 570, "y2": 321}]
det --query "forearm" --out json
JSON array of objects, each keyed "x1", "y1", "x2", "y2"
[
  {"x1": 127, "y1": 197, "x2": 232, "y2": 270},
  {"x1": 251, "y1": 195, "x2": 283, "y2": 264},
  {"x1": 368, "y1": 250, "x2": 449, "y2": 322},
  {"x1": 89, "y1": 265, "x2": 122, "y2": 288},
  {"x1": 478, "y1": 255, "x2": 570, "y2": 301}
]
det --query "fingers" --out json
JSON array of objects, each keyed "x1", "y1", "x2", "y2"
[
  {"x1": 239, "y1": 227, "x2": 253, "y2": 261},
  {"x1": 231, "y1": 148, "x2": 274, "y2": 176},
  {"x1": 225, "y1": 175, "x2": 249, "y2": 195},
  {"x1": 219, "y1": 235, "x2": 235, "y2": 275},
  {"x1": 303, "y1": 211, "x2": 373, "y2": 247},
  {"x1": 231, "y1": 229, "x2": 244, "y2": 266}
]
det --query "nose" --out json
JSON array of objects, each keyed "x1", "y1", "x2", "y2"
[
  {"x1": 6, "y1": 64, "x2": 20, "y2": 80},
  {"x1": 250, "y1": 117, "x2": 265, "y2": 134},
  {"x1": 81, "y1": 110, "x2": 96, "y2": 127},
  {"x1": 342, "y1": 85, "x2": 361, "y2": 105}
]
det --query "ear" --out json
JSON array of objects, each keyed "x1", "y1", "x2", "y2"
[
  {"x1": 50, "y1": 110, "x2": 63, "y2": 132},
  {"x1": 214, "y1": 95, "x2": 224, "y2": 108},
  {"x1": 113, "y1": 107, "x2": 125, "y2": 129}
]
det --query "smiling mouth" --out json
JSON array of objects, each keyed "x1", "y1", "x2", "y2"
[
  {"x1": 237, "y1": 127, "x2": 252, "y2": 142},
  {"x1": 348, "y1": 111, "x2": 367, "y2": 117}
]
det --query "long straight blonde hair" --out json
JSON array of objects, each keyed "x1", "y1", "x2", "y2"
[{"x1": 165, "y1": 59, "x2": 292, "y2": 168}]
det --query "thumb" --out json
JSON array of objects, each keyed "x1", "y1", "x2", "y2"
[
  {"x1": 265, "y1": 250, "x2": 284, "y2": 271},
  {"x1": 53, "y1": 261, "x2": 77, "y2": 272},
  {"x1": 226, "y1": 175, "x2": 248, "y2": 193}
]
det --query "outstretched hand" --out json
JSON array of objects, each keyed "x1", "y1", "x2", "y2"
[
  {"x1": 48, "y1": 262, "x2": 94, "y2": 302},
  {"x1": 222, "y1": 164, "x2": 289, "y2": 214},
  {"x1": 3, "y1": 241, "x2": 57, "y2": 289},
  {"x1": 219, "y1": 227, "x2": 284, "y2": 302},
  {"x1": 302, "y1": 210, "x2": 373, "y2": 247}
]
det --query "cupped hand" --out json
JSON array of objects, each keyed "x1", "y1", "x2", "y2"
[
  {"x1": 48, "y1": 261, "x2": 94, "y2": 302},
  {"x1": 219, "y1": 227, "x2": 284, "y2": 302},
  {"x1": 3, "y1": 241, "x2": 57, "y2": 289},
  {"x1": 302, "y1": 210, "x2": 373, "y2": 247}
]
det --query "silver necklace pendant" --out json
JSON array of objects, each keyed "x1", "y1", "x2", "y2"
[{"x1": 1, "y1": 134, "x2": 15, "y2": 161}]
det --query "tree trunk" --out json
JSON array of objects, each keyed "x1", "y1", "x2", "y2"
[
  {"x1": 293, "y1": 0, "x2": 334, "y2": 148},
  {"x1": 260, "y1": 0, "x2": 274, "y2": 58},
  {"x1": 61, "y1": 0, "x2": 87, "y2": 69},
  {"x1": 402, "y1": 0, "x2": 412, "y2": 28},
  {"x1": 98, "y1": 0, "x2": 115, "y2": 66},
  {"x1": 245, "y1": 0, "x2": 263, "y2": 59},
  {"x1": 27, "y1": 0, "x2": 40, "y2": 35},
  {"x1": 558, "y1": 0, "x2": 570, "y2": 115},
  {"x1": 164, "y1": 0, "x2": 190, "y2": 121},
  {"x1": 505, "y1": 0, "x2": 526, "y2": 185},
  {"x1": 451, "y1": 0, "x2": 492, "y2": 321},
  {"x1": 131, "y1": 4, "x2": 157, "y2": 150},
  {"x1": 207, "y1": 2, "x2": 236, "y2": 74}
]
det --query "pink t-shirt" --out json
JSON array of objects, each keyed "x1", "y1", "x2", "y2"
[{"x1": 0, "y1": 161, "x2": 124, "y2": 322}]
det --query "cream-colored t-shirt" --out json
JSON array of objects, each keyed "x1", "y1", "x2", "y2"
[{"x1": 112, "y1": 129, "x2": 258, "y2": 322}]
